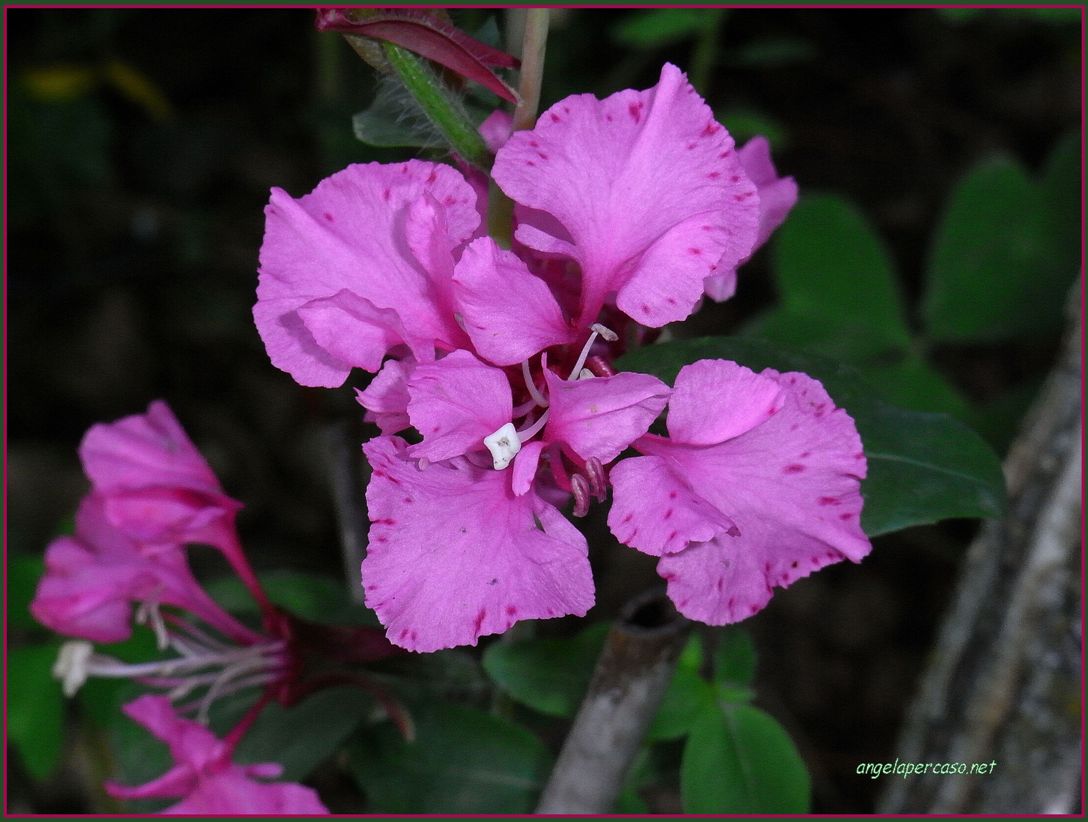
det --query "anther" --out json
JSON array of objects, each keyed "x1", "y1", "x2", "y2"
[
  {"x1": 584, "y1": 457, "x2": 607, "y2": 501},
  {"x1": 568, "y1": 323, "x2": 617, "y2": 380},
  {"x1": 54, "y1": 641, "x2": 94, "y2": 697},
  {"x1": 571, "y1": 474, "x2": 591, "y2": 517}
]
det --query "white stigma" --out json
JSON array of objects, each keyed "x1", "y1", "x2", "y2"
[
  {"x1": 484, "y1": 422, "x2": 522, "y2": 470},
  {"x1": 54, "y1": 641, "x2": 94, "y2": 697}
]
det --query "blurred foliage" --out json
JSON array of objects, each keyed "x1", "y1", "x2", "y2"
[{"x1": 7, "y1": 6, "x2": 1080, "y2": 815}]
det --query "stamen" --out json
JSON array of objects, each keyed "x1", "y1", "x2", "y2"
[
  {"x1": 584, "y1": 457, "x2": 607, "y2": 502},
  {"x1": 483, "y1": 422, "x2": 522, "y2": 470},
  {"x1": 135, "y1": 600, "x2": 170, "y2": 650},
  {"x1": 515, "y1": 409, "x2": 550, "y2": 443},
  {"x1": 521, "y1": 360, "x2": 549, "y2": 408},
  {"x1": 571, "y1": 474, "x2": 591, "y2": 517},
  {"x1": 568, "y1": 323, "x2": 617, "y2": 381}
]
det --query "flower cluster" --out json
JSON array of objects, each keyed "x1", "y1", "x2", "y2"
[
  {"x1": 31, "y1": 402, "x2": 397, "y2": 813},
  {"x1": 255, "y1": 64, "x2": 872, "y2": 653}
]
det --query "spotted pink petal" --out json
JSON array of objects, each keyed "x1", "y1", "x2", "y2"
[
  {"x1": 542, "y1": 370, "x2": 670, "y2": 463},
  {"x1": 738, "y1": 135, "x2": 798, "y2": 248},
  {"x1": 704, "y1": 135, "x2": 798, "y2": 302},
  {"x1": 493, "y1": 63, "x2": 759, "y2": 330},
  {"x1": 451, "y1": 237, "x2": 575, "y2": 366},
  {"x1": 255, "y1": 161, "x2": 478, "y2": 387},
  {"x1": 625, "y1": 362, "x2": 869, "y2": 622},
  {"x1": 362, "y1": 437, "x2": 593, "y2": 652},
  {"x1": 296, "y1": 291, "x2": 405, "y2": 374},
  {"x1": 607, "y1": 454, "x2": 736, "y2": 556},
  {"x1": 355, "y1": 359, "x2": 414, "y2": 434},
  {"x1": 406, "y1": 350, "x2": 512, "y2": 462}
]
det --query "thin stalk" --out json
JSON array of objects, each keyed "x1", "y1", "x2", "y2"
[{"x1": 381, "y1": 40, "x2": 490, "y2": 169}]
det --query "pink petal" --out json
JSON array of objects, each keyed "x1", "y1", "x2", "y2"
[
  {"x1": 493, "y1": 63, "x2": 759, "y2": 329},
  {"x1": 704, "y1": 136, "x2": 797, "y2": 302},
  {"x1": 451, "y1": 237, "x2": 575, "y2": 366},
  {"x1": 543, "y1": 370, "x2": 670, "y2": 463},
  {"x1": 106, "y1": 764, "x2": 196, "y2": 801},
  {"x1": 296, "y1": 291, "x2": 405, "y2": 374},
  {"x1": 255, "y1": 161, "x2": 478, "y2": 387},
  {"x1": 607, "y1": 454, "x2": 736, "y2": 556},
  {"x1": 362, "y1": 437, "x2": 593, "y2": 652},
  {"x1": 121, "y1": 695, "x2": 220, "y2": 766},
  {"x1": 355, "y1": 359, "x2": 414, "y2": 434},
  {"x1": 657, "y1": 524, "x2": 851, "y2": 625},
  {"x1": 165, "y1": 771, "x2": 328, "y2": 815},
  {"x1": 666, "y1": 359, "x2": 784, "y2": 446},
  {"x1": 80, "y1": 401, "x2": 224, "y2": 497},
  {"x1": 738, "y1": 135, "x2": 798, "y2": 248},
  {"x1": 511, "y1": 440, "x2": 545, "y2": 496},
  {"x1": 480, "y1": 110, "x2": 513, "y2": 154},
  {"x1": 630, "y1": 362, "x2": 870, "y2": 623},
  {"x1": 406, "y1": 350, "x2": 512, "y2": 462},
  {"x1": 30, "y1": 536, "x2": 138, "y2": 642}
]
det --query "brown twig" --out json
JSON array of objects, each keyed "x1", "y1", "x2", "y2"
[{"x1": 535, "y1": 589, "x2": 691, "y2": 813}]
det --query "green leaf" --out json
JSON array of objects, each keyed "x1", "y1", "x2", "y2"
[
  {"x1": 610, "y1": 9, "x2": 713, "y2": 49},
  {"x1": 713, "y1": 628, "x2": 757, "y2": 688},
  {"x1": 9, "y1": 554, "x2": 44, "y2": 632},
  {"x1": 857, "y1": 356, "x2": 972, "y2": 420},
  {"x1": 349, "y1": 701, "x2": 552, "y2": 813},
  {"x1": 205, "y1": 569, "x2": 376, "y2": 626},
  {"x1": 923, "y1": 155, "x2": 1074, "y2": 342},
  {"x1": 745, "y1": 306, "x2": 895, "y2": 364},
  {"x1": 772, "y1": 194, "x2": 911, "y2": 352},
  {"x1": 617, "y1": 337, "x2": 1006, "y2": 536},
  {"x1": 682, "y1": 702, "x2": 811, "y2": 812},
  {"x1": 647, "y1": 635, "x2": 713, "y2": 741},
  {"x1": 9, "y1": 642, "x2": 65, "y2": 781},
  {"x1": 482, "y1": 622, "x2": 610, "y2": 717},
  {"x1": 231, "y1": 686, "x2": 375, "y2": 781}
]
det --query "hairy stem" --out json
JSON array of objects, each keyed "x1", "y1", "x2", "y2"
[{"x1": 381, "y1": 40, "x2": 490, "y2": 169}]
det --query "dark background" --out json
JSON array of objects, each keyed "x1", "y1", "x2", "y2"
[{"x1": 6, "y1": 8, "x2": 1082, "y2": 813}]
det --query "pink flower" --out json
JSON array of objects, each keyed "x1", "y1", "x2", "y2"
[
  {"x1": 360, "y1": 346, "x2": 669, "y2": 651},
  {"x1": 608, "y1": 359, "x2": 871, "y2": 624},
  {"x1": 491, "y1": 63, "x2": 760, "y2": 330},
  {"x1": 255, "y1": 160, "x2": 479, "y2": 387},
  {"x1": 106, "y1": 695, "x2": 327, "y2": 814},
  {"x1": 704, "y1": 135, "x2": 799, "y2": 302},
  {"x1": 79, "y1": 401, "x2": 242, "y2": 552},
  {"x1": 30, "y1": 497, "x2": 257, "y2": 645}
]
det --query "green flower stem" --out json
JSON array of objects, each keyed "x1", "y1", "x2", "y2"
[{"x1": 380, "y1": 40, "x2": 490, "y2": 170}]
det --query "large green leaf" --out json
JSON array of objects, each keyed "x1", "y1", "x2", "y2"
[
  {"x1": 482, "y1": 622, "x2": 609, "y2": 717},
  {"x1": 772, "y1": 194, "x2": 911, "y2": 352},
  {"x1": 205, "y1": 568, "x2": 377, "y2": 626},
  {"x1": 713, "y1": 628, "x2": 757, "y2": 689},
  {"x1": 681, "y1": 702, "x2": 811, "y2": 812},
  {"x1": 9, "y1": 643, "x2": 65, "y2": 781},
  {"x1": 231, "y1": 686, "x2": 375, "y2": 781},
  {"x1": 617, "y1": 337, "x2": 1006, "y2": 536},
  {"x1": 349, "y1": 701, "x2": 552, "y2": 813},
  {"x1": 923, "y1": 154, "x2": 1075, "y2": 342}
]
